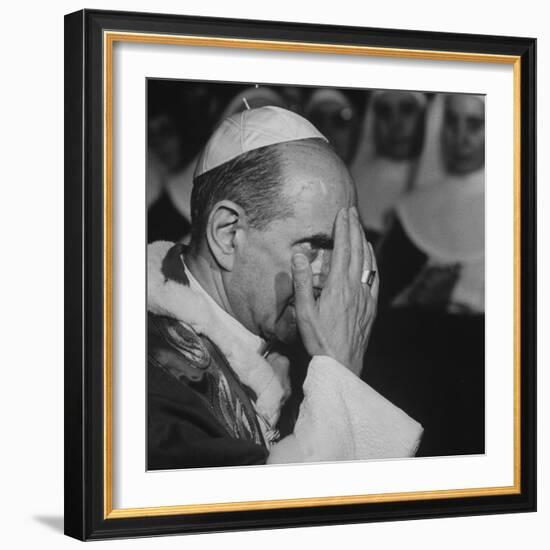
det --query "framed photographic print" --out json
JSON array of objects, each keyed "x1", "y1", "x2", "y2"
[{"x1": 64, "y1": 9, "x2": 536, "y2": 540}]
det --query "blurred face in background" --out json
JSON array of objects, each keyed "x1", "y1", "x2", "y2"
[
  {"x1": 441, "y1": 95, "x2": 485, "y2": 175},
  {"x1": 281, "y1": 86, "x2": 306, "y2": 115},
  {"x1": 148, "y1": 114, "x2": 184, "y2": 173},
  {"x1": 373, "y1": 91, "x2": 425, "y2": 161},
  {"x1": 306, "y1": 98, "x2": 358, "y2": 164}
]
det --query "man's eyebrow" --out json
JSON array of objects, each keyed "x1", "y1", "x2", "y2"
[{"x1": 293, "y1": 233, "x2": 334, "y2": 250}]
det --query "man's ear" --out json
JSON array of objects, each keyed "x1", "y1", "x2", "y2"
[{"x1": 206, "y1": 200, "x2": 248, "y2": 271}]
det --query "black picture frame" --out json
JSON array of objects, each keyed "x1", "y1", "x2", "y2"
[{"x1": 64, "y1": 8, "x2": 536, "y2": 541}]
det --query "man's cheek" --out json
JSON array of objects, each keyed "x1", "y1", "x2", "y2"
[{"x1": 274, "y1": 270, "x2": 294, "y2": 307}]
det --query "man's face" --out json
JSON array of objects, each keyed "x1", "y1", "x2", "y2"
[
  {"x1": 373, "y1": 91, "x2": 425, "y2": 161},
  {"x1": 441, "y1": 95, "x2": 485, "y2": 175},
  {"x1": 225, "y1": 141, "x2": 355, "y2": 345}
]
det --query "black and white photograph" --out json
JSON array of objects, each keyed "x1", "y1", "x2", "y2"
[
  {"x1": 1, "y1": 0, "x2": 545, "y2": 545},
  {"x1": 146, "y1": 80, "x2": 485, "y2": 470},
  {"x1": 60, "y1": 7, "x2": 536, "y2": 540}
]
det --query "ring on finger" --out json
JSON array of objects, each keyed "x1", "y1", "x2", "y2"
[{"x1": 360, "y1": 269, "x2": 377, "y2": 287}]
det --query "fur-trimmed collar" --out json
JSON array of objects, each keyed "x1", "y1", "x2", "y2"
[{"x1": 147, "y1": 241, "x2": 288, "y2": 426}]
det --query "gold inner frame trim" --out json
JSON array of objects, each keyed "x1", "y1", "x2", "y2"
[{"x1": 103, "y1": 30, "x2": 522, "y2": 520}]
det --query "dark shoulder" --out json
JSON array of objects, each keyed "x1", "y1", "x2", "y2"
[{"x1": 377, "y1": 218, "x2": 428, "y2": 308}]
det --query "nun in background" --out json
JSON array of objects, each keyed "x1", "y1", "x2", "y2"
[
  {"x1": 362, "y1": 93, "x2": 486, "y2": 458},
  {"x1": 147, "y1": 82, "x2": 221, "y2": 243},
  {"x1": 350, "y1": 90, "x2": 427, "y2": 244},
  {"x1": 304, "y1": 88, "x2": 360, "y2": 165},
  {"x1": 148, "y1": 86, "x2": 287, "y2": 244},
  {"x1": 146, "y1": 111, "x2": 186, "y2": 209},
  {"x1": 378, "y1": 93, "x2": 485, "y2": 313}
]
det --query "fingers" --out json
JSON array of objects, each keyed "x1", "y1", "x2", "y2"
[
  {"x1": 348, "y1": 207, "x2": 365, "y2": 282},
  {"x1": 327, "y1": 208, "x2": 350, "y2": 286},
  {"x1": 325, "y1": 207, "x2": 377, "y2": 299},
  {"x1": 291, "y1": 253, "x2": 315, "y2": 322}
]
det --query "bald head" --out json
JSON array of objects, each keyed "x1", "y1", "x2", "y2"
[
  {"x1": 278, "y1": 138, "x2": 355, "y2": 205},
  {"x1": 190, "y1": 137, "x2": 354, "y2": 244}
]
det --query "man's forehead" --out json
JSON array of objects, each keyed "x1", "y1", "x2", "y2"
[
  {"x1": 290, "y1": 175, "x2": 337, "y2": 198},
  {"x1": 284, "y1": 178, "x2": 353, "y2": 238},
  {"x1": 284, "y1": 167, "x2": 354, "y2": 217},
  {"x1": 281, "y1": 141, "x2": 353, "y2": 187},
  {"x1": 271, "y1": 140, "x2": 355, "y2": 232}
]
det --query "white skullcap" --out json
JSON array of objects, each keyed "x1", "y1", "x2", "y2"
[
  {"x1": 219, "y1": 86, "x2": 287, "y2": 120},
  {"x1": 194, "y1": 106, "x2": 328, "y2": 178}
]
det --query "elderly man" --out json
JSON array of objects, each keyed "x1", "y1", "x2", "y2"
[{"x1": 147, "y1": 106, "x2": 422, "y2": 469}]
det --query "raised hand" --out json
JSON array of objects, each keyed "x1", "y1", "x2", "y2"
[{"x1": 290, "y1": 207, "x2": 378, "y2": 377}]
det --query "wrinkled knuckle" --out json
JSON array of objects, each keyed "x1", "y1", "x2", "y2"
[
  {"x1": 294, "y1": 277, "x2": 308, "y2": 290},
  {"x1": 294, "y1": 280, "x2": 305, "y2": 291}
]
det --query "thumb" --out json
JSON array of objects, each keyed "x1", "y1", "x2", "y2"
[{"x1": 291, "y1": 253, "x2": 315, "y2": 319}]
